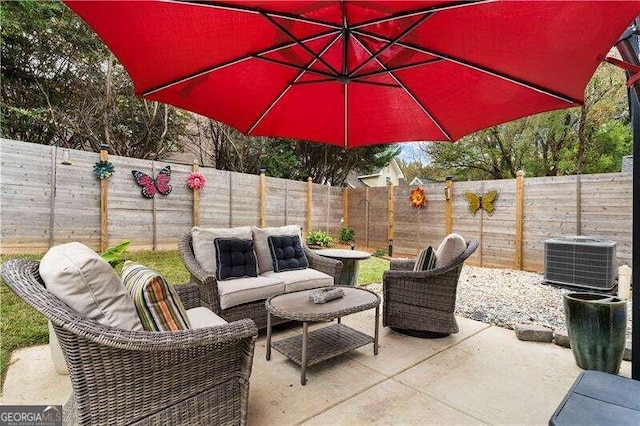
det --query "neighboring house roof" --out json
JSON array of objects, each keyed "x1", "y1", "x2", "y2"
[
  {"x1": 347, "y1": 158, "x2": 405, "y2": 187},
  {"x1": 356, "y1": 158, "x2": 404, "y2": 181},
  {"x1": 343, "y1": 171, "x2": 367, "y2": 188},
  {"x1": 409, "y1": 177, "x2": 438, "y2": 186}
]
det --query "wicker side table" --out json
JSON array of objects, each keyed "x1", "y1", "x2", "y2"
[{"x1": 265, "y1": 286, "x2": 380, "y2": 385}]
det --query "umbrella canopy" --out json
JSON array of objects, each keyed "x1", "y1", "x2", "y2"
[{"x1": 65, "y1": 1, "x2": 640, "y2": 148}]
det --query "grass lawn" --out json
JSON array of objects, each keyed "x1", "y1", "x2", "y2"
[{"x1": 0, "y1": 250, "x2": 389, "y2": 387}]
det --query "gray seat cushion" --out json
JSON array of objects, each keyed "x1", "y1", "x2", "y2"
[
  {"x1": 217, "y1": 276, "x2": 285, "y2": 310},
  {"x1": 186, "y1": 307, "x2": 228, "y2": 328},
  {"x1": 261, "y1": 268, "x2": 333, "y2": 293}
]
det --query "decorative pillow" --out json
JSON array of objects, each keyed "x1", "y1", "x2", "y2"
[
  {"x1": 435, "y1": 233, "x2": 467, "y2": 268},
  {"x1": 214, "y1": 238, "x2": 258, "y2": 280},
  {"x1": 39, "y1": 242, "x2": 143, "y2": 330},
  {"x1": 122, "y1": 261, "x2": 191, "y2": 331},
  {"x1": 252, "y1": 225, "x2": 302, "y2": 273},
  {"x1": 413, "y1": 246, "x2": 436, "y2": 271},
  {"x1": 191, "y1": 226, "x2": 252, "y2": 273},
  {"x1": 268, "y1": 235, "x2": 309, "y2": 272}
]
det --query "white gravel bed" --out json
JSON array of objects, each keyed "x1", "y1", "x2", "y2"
[{"x1": 365, "y1": 265, "x2": 632, "y2": 344}]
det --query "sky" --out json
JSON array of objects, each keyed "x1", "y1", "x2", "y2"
[{"x1": 398, "y1": 142, "x2": 424, "y2": 162}]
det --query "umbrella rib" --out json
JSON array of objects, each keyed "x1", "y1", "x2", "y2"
[
  {"x1": 172, "y1": 0, "x2": 342, "y2": 30},
  {"x1": 348, "y1": 12, "x2": 433, "y2": 77},
  {"x1": 351, "y1": 35, "x2": 452, "y2": 141},
  {"x1": 350, "y1": 81, "x2": 401, "y2": 88},
  {"x1": 351, "y1": 58, "x2": 444, "y2": 79},
  {"x1": 352, "y1": 29, "x2": 581, "y2": 105},
  {"x1": 261, "y1": 12, "x2": 341, "y2": 77},
  {"x1": 350, "y1": 0, "x2": 491, "y2": 30},
  {"x1": 246, "y1": 33, "x2": 343, "y2": 135},
  {"x1": 252, "y1": 56, "x2": 336, "y2": 78},
  {"x1": 141, "y1": 30, "x2": 338, "y2": 97},
  {"x1": 291, "y1": 78, "x2": 335, "y2": 85},
  {"x1": 341, "y1": 0, "x2": 348, "y2": 76}
]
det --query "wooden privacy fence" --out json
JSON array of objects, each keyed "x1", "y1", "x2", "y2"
[
  {"x1": 1, "y1": 139, "x2": 632, "y2": 273},
  {"x1": 345, "y1": 172, "x2": 632, "y2": 272},
  {"x1": 0, "y1": 139, "x2": 342, "y2": 254}
]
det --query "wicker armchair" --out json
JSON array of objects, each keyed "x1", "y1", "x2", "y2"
[
  {"x1": 179, "y1": 232, "x2": 343, "y2": 330},
  {"x1": 1, "y1": 259, "x2": 258, "y2": 426},
  {"x1": 383, "y1": 240, "x2": 479, "y2": 337}
]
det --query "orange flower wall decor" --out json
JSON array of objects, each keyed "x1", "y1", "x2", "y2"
[{"x1": 409, "y1": 186, "x2": 427, "y2": 208}]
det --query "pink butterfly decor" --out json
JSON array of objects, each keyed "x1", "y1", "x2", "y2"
[{"x1": 131, "y1": 166, "x2": 172, "y2": 198}]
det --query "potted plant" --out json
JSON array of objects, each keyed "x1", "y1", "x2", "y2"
[{"x1": 563, "y1": 292, "x2": 627, "y2": 374}]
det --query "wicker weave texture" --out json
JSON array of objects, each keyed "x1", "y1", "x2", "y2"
[
  {"x1": 179, "y1": 232, "x2": 343, "y2": 330},
  {"x1": 272, "y1": 323, "x2": 374, "y2": 367},
  {"x1": 1, "y1": 259, "x2": 258, "y2": 426},
  {"x1": 382, "y1": 240, "x2": 479, "y2": 335}
]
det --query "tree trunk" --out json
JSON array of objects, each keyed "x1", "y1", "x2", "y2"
[{"x1": 576, "y1": 104, "x2": 588, "y2": 174}]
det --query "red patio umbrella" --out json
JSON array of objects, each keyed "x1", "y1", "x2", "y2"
[{"x1": 65, "y1": 0, "x2": 640, "y2": 148}]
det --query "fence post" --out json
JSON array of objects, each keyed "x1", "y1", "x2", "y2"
[
  {"x1": 445, "y1": 176, "x2": 453, "y2": 234},
  {"x1": 99, "y1": 144, "x2": 109, "y2": 252},
  {"x1": 306, "y1": 177, "x2": 313, "y2": 236},
  {"x1": 387, "y1": 180, "x2": 395, "y2": 256},
  {"x1": 49, "y1": 146, "x2": 58, "y2": 249},
  {"x1": 259, "y1": 169, "x2": 266, "y2": 227},
  {"x1": 342, "y1": 187, "x2": 349, "y2": 228},
  {"x1": 192, "y1": 161, "x2": 200, "y2": 227},
  {"x1": 514, "y1": 170, "x2": 524, "y2": 270},
  {"x1": 151, "y1": 161, "x2": 157, "y2": 250}
]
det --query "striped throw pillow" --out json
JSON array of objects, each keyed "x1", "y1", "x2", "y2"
[
  {"x1": 413, "y1": 246, "x2": 437, "y2": 271},
  {"x1": 122, "y1": 261, "x2": 191, "y2": 331}
]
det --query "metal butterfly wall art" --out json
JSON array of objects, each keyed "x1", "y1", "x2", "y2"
[
  {"x1": 132, "y1": 165, "x2": 172, "y2": 198},
  {"x1": 464, "y1": 190, "x2": 498, "y2": 216}
]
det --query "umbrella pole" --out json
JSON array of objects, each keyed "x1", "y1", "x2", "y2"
[{"x1": 616, "y1": 27, "x2": 640, "y2": 381}]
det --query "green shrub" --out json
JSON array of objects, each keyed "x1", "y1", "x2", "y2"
[
  {"x1": 307, "y1": 230, "x2": 334, "y2": 248},
  {"x1": 339, "y1": 227, "x2": 355, "y2": 244},
  {"x1": 372, "y1": 249, "x2": 386, "y2": 257}
]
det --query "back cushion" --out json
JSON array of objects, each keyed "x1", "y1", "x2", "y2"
[
  {"x1": 435, "y1": 233, "x2": 467, "y2": 268},
  {"x1": 214, "y1": 238, "x2": 258, "y2": 280},
  {"x1": 191, "y1": 226, "x2": 252, "y2": 273},
  {"x1": 39, "y1": 242, "x2": 143, "y2": 330},
  {"x1": 252, "y1": 225, "x2": 302, "y2": 273},
  {"x1": 268, "y1": 235, "x2": 309, "y2": 272},
  {"x1": 122, "y1": 261, "x2": 191, "y2": 331}
]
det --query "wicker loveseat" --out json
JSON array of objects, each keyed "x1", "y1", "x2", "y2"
[
  {"x1": 179, "y1": 228, "x2": 343, "y2": 330},
  {"x1": 383, "y1": 239, "x2": 479, "y2": 337},
  {"x1": 1, "y1": 259, "x2": 258, "y2": 426}
]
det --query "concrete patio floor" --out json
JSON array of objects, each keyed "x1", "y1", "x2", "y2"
[{"x1": 1, "y1": 311, "x2": 632, "y2": 425}]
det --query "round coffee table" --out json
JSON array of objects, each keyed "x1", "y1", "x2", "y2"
[
  {"x1": 265, "y1": 286, "x2": 380, "y2": 385},
  {"x1": 314, "y1": 249, "x2": 371, "y2": 286}
]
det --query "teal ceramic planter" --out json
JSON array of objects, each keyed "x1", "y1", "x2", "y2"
[{"x1": 563, "y1": 292, "x2": 627, "y2": 374}]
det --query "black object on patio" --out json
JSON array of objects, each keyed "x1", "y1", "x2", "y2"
[{"x1": 549, "y1": 371, "x2": 640, "y2": 426}]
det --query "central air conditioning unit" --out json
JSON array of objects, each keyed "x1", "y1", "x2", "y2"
[{"x1": 544, "y1": 236, "x2": 616, "y2": 290}]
